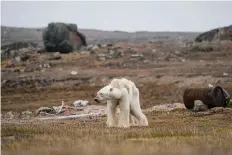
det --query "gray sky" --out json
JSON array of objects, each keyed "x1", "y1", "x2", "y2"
[{"x1": 1, "y1": 1, "x2": 232, "y2": 32}]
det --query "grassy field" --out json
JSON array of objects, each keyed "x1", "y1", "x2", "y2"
[{"x1": 2, "y1": 110, "x2": 232, "y2": 155}]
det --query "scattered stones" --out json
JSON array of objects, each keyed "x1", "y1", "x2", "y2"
[
  {"x1": 210, "y1": 107, "x2": 232, "y2": 113},
  {"x1": 223, "y1": 72, "x2": 229, "y2": 76},
  {"x1": 73, "y1": 100, "x2": 89, "y2": 107},
  {"x1": 1, "y1": 41, "x2": 39, "y2": 60},
  {"x1": 193, "y1": 100, "x2": 208, "y2": 112},
  {"x1": 40, "y1": 63, "x2": 51, "y2": 69}
]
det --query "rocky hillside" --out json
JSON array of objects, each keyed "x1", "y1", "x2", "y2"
[
  {"x1": 1, "y1": 26, "x2": 199, "y2": 46},
  {"x1": 195, "y1": 25, "x2": 232, "y2": 42}
]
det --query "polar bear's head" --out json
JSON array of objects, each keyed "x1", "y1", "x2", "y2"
[{"x1": 94, "y1": 85, "x2": 122, "y2": 104}]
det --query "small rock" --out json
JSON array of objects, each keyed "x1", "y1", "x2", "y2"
[
  {"x1": 2, "y1": 136, "x2": 15, "y2": 141},
  {"x1": 4, "y1": 111, "x2": 14, "y2": 119},
  {"x1": 42, "y1": 63, "x2": 51, "y2": 68},
  {"x1": 91, "y1": 45, "x2": 99, "y2": 51},
  {"x1": 86, "y1": 45, "x2": 94, "y2": 51},
  {"x1": 223, "y1": 72, "x2": 228, "y2": 76},
  {"x1": 101, "y1": 44, "x2": 107, "y2": 48},
  {"x1": 208, "y1": 84, "x2": 214, "y2": 88},
  {"x1": 174, "y1": 50, "x2": 181, "y2": 56},
  {"x1": 181, "y1": 59, "x2": 186, "y2": 62},
  {"x1": 143, "y1": 60, "x2": 150, "y2": 64},
  {"x1": 70, "y1": 71, "x2": 78, "y2": 75},
  {"x1": 193, "y1": 100, "x2": 208, "y2": 112},
  {"x1": 20, "y1": 54, "x2": 30, "y2": 61},
  {"x1": 131, "y1": 54, "x2": 144, "y2": 58},
  {"x1": 15, "y1": 56, "x2": 21, "y2": 63},
  {"x1": 21, "y1": 111, "x2": 33, "y2": 119},
  {"x1": 152, "y1": 49, "x2": 156, "y2": 53},
  {"x1": 173, "y1": 103, "x2": 186, "y2": 109},
  {"x1": 97, "y1": 54, "x2": 106, "y2": 61},
  {"x1": 48, "y1": 52, "x2": 61, "y2": 60},
  {"x1": 9, "y1": 50, "x2": 17, "y2": 57}
]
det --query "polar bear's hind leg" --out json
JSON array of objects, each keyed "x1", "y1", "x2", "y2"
[{"x1": 130, "y1": 88, "x2": 148, "y2": 127}]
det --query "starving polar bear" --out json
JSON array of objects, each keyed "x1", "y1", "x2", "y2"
[{"x1": 94, "y1": 78, "x2": 148, "y2": 128}]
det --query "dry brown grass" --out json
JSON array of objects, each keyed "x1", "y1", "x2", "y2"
[{"x1": 2, "y1": 110, "x2": 232, "y2": 155}]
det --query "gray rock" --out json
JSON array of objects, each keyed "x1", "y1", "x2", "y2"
[
  {"x1": 15, "y1": 56, "x2": 21, "y2": 62},
  {"x1": 21, "y1": 111, "x2": 33, "y2": 119},
  {"x1": 48, "y1": 52, "x2": 61, "y2": 60},
  {"x1": 86, "y1": 45, "x2": 94, "y2": 51},
  {"x1": 91, "y1": 45, "x2": 99, "y2": 51},
  {"x1": 131, "y1": 54, "x2": 144, "y2": 58},
  {"x1": 193, "y1": 100, "x2": 208, "y2": 112},
  {"x1": 97, "y1": 54, "x2": 106, "y2": 61},
  {"x1": 4, "y1": 111, "x2": 14, "y2": 119}
]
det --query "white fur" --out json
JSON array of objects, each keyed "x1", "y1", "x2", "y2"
[{"x1": 95, "y1": 78, "x2": 148, "y2": 128}]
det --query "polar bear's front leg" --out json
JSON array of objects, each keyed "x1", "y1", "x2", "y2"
[
  {"x1": 106, "y1": 100, "x2": 118, "y2": 127},
  {"x1": 117, "y1": 88, "x2": 130, "y2": 128}
]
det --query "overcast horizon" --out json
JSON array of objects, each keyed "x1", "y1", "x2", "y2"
[{"x1": 1, "y1": 1, "x2": 232, "y2": 32}]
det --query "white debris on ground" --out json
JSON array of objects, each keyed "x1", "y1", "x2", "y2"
[
  {"x1": 208, "y1": 83, "x2": 214, "y2": 88},
  {"x1": 70, "y1": 71, "x2": 78, "y2": 75},
  {"x1": 33, "y1": 98, "x2": 106, "y2": 120},
  {"x1": 52, "y1": 101, "x2": 65, "y2": 114},
  {"x1": 143, "y1": 103, "x2": 186, "y2": 112},
  {"x1": 73, "y1": 100, "x2": 89, "y2": 107},
  {"x1": 223, "y1": 72, "x2": 229, "y2": 76}
]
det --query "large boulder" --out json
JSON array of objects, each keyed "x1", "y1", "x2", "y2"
[
  {"x1": 195, "y1": 25, "x2": 232, "y2": 42},
  {"x1": 42, "y1": 22, "x2": 87, "y2": 53}
]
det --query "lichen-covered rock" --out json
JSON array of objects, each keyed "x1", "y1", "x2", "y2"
[{"x1": 193, "y1": 100, "x2": 208, "y2": 112}]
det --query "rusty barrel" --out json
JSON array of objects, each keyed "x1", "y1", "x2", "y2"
[{"x1": 183, "y1": 86, "x2": 230, "y2": 109}]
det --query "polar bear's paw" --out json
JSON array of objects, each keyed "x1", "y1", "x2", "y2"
[{"x1": 117, "y1": 124, "x2": 130, "y2": 128}]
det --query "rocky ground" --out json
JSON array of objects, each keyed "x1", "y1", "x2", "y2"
[
  {"x1": 1, "y1": 33, "x2": 232, "y2": 154},
  {"x1": 1, "y1": 40, "x2": 232, "y2": 113}
]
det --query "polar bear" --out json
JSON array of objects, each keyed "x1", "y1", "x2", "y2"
[{"x1": 94, "y1": 78, "x2": 148, "y2": 128}]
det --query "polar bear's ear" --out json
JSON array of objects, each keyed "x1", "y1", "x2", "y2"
[{"x1": 110, "y1": 88, "x2": 113, "y2": 92}]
